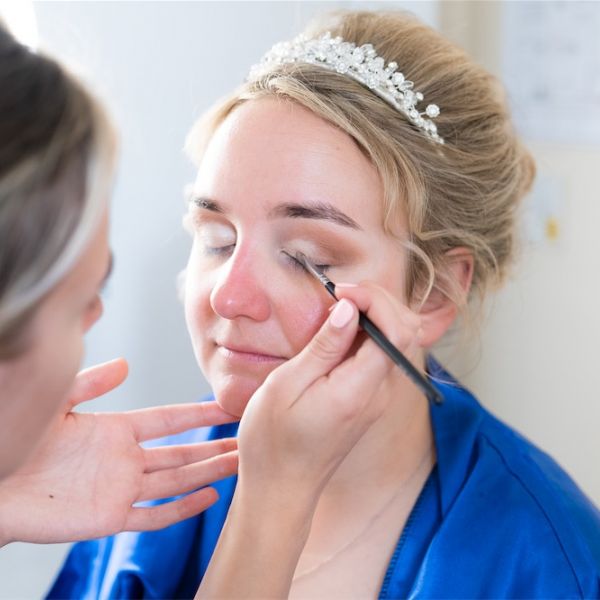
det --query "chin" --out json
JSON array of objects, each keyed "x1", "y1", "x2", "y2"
[{"x1": 212, "y1": 375, "x2": 263, "y2": 418}]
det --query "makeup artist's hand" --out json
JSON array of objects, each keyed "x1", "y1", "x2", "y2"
[
  {"x1": 197, "y1": 283, "x2": 424, "y2": 599},
  {"x1": 0, "y1": 358, "x2": 238, "y2": 546},
  {"x1": 239, "y1": 283, "x2": 423, "y2": 500}
]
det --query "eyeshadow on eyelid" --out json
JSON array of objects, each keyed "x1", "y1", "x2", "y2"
[
  {"x1": 188, "y1": 209, "x2": 223, "y2": 229},
  {"x1": 284, "y1": 227, "x2": 359, "y2": 253}
]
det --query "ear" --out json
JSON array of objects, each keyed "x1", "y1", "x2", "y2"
[{"x1": 416, "y1": 248, "x2": 474, "y2": 348}]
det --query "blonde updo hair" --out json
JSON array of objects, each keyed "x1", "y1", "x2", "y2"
[
  {"x1": 0, "y1": 25, "x2": 116, "y2": 359},
  {"x1": 186, "y1": 11, "x2": 535, "y2": 311}
]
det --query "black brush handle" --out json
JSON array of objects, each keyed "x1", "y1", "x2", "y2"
[
  {"x1": 294, "y1": 251, "x2": 443, "y2": 405},
  {"x1": 357, "y1": 310, "x2": 443, "y2": 405}
]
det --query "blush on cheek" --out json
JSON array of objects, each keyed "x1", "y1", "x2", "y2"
[
  {"x1": 282, "y1": 295, "x2": 332, "y2": 356},
  {"x1": 184, "y1": 291, "x2": 209, "y2": 350}
]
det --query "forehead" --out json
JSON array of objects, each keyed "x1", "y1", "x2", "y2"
[{"x1": 194, "y1": 98, "x2": 385, "y2": 230}]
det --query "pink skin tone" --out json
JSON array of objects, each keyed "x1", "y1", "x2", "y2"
[
  {"x1": 184, "y1": 98, "x2": 414, "y2": 418},
  {"x1": 0, "y1": 206, "x2": 242, "y2": 546},
  {"x1": 0, "y1": 210, "x2": 109, "y2": 479},
  {"x1": 187, "y1": 98, "x2": 474, "y2": 600}
]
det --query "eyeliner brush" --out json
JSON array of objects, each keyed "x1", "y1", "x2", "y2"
[{"x1": 288, "y1": 251, "x2": 443, "y2": 405}]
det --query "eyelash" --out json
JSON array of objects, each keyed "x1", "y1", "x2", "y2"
[
  {"x1": 204, "y1": 244, "x2": 235, "y2": 257},
  {"x1": 203, "y1": 244, "x2": 331, "y2": 274},
  {"x1": 189, "y1": 215, "x2": 334, "y2": 272},
  {"x1": 282, "y1": 250, "x2": 331, "y2": 273}
]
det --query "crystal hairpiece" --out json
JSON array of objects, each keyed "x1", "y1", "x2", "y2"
[{"x1": 249, "y1": 32, "x2": 443, "y2": 145}]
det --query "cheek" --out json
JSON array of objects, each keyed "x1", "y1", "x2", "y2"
[
  {"x1": 0, "y1": 324, "x2": 84, "y2": 476},
  {"x1": 276, "y1": 292, "x2": 332, "y2": 356},
  {"x1": 39, "y1": 322, "x2": 84, "y2": 405},
  {"x1": 183, "y1": 247, "x2": 205, "y2": 325},
  {"x1": 184, "y1": 272, "x2": 212, "y2": 345}
]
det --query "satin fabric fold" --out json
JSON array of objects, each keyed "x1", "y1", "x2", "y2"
[{"x1": 47, "y1": 360, "x2": 600, "y2": 598}]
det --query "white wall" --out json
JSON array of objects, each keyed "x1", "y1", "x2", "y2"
[
  {"x1": 439, "y1": 1, "x2": 600, "y2": 505},
  {"x1": 463, "y1": 143, "x2": 600, "y2": 504},
  {"x1": 0, "y1": 2, "x2": 437, "y2": 597}
]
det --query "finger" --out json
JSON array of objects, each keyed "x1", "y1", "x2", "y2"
[
  {"x1": 313, "y1": 330, "x2": 397, "y2": 424},
  {"x1": 137, "y1": 450, "x2": 239, "y2": 502},
  {"x1": 143, "y1": 438, "x2": 238, "y2": 473},
  {"x1": 124, "y1": 487, "x2": 219, "y2": 532},
  {"x1": 267, "y1": 299, "x2": 360, "y2": 401},
  {"x1": 335, "y1": 282, "x2": 422, "y2": 351},
  {"x1": 329, "y1": 281, "x2": 428, "y2": 404},
  {"x1": 67, "y1": 358, "x2": 129, "y2": 409},
  {"x1": 127, "y1": 400, "x2": 239, "y2": 442},
  {"x1": 336, "y1": 282, "x2": 422, "y2": 330}
]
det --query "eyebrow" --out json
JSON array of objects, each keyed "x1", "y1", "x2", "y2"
[
  {"x1": 268, "y1": 202, "x2": 361, "y2": 230},
  {"x1": 190, "y1": 195, "x2": 361, "y2": 230},
  {"x1": 191, "y1": 196, "x2": 223, "y2": 213}
]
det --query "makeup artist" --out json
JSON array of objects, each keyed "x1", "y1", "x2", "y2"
[
  {"x1": 0, "y1": 23, "x2": 385, "y2": 550},
  {"x1": 51, "y1": 10, "x2": 600, "y2": 599},
  {"x1": 0, "y1": 20, "x2": 242, "y2": 546}
]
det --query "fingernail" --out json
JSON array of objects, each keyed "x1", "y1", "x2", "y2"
[
  {"x1": 330, "y1": 299, "x2": 354, "y2": 328},
  {"x1": 335, "y1": 282, "x2": 358, "y2": 289}
]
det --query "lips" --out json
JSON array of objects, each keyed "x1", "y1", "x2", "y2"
[{"x1": 215, "y1": 342, "x2": 287, "y2": 364}]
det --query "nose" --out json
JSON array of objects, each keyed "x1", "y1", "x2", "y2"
[{"x1": 209, "y1": 246, "x2": 271, "y2": 322}]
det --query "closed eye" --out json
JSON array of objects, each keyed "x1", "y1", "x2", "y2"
[
  {"x1": 194, "y1": 221, "x2": 237, "y2": 256},
  {"x1": 281, "y1": 249, "x2": 331, "y2": 273}
]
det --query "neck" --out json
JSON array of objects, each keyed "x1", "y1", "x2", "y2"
[{"x1": 292, "y1": 356, "x2": 436, "y2": 584}]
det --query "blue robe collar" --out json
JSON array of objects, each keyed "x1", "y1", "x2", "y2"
[
  {"x1": 72, "y1": 359, "x2": 482, "y2": 599},
  {"x1": 427, "y1": 358, "x2": 484, "y2": 518}
]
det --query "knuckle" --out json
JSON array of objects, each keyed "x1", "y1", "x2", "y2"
[
  {"x1": 329, "y1": 390, "x2": 363, "y2": 422},
  {"x1": 400, "y1": 309, "x2": 421, "y2": 329},
  {"x1": 213, "y1": 453, "x2": 232, "y2": 477},
  {"x1": 386, "y1": 324, "x2": 418, "y2": 352},
  {"x1": 219, "y1": 439, "x2": 231, "y2": 454},
  {"x1": 172, "y1": 466, "x2": 186, "y2": 489},
  {"x1": 309, "y1": 331, "x2": 342, "y2": 363},
  {"x1": 188, "y1": 443, "x2": 202, "y2": 461}
]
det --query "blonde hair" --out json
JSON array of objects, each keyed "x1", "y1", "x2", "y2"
[
  {"x1": 186, "y1": 11, "x2": 535, "y2": 311},
  {"x1": 0, "y1": 26, "x2": 116, "y2": 359}
]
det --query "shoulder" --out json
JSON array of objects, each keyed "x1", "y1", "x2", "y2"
[
  {"x1": 430, "y1": 364, "x2": 600, "y2": 596},
  {"x1": 463, "y1": 405, "x2": 600, "y2": 595},
  {"x1": 480, "y1": 412, "x2": 600, "y2": 551}
]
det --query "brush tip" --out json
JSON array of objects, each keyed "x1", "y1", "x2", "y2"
[
  {"x1": 282, "y1": 249, "x2": 310, "y2": 271},
  {"x1": 294, "y1": 251, "x2": 308, "y2": 265}
]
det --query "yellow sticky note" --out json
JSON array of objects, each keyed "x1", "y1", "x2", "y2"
[{"x1": 545, "y1": 216, "x2": 560, "y2": 241}]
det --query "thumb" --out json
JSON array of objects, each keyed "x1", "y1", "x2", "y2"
[
  {"x1": 67, "y1": 358, "x2": 129, "y2": 409},
  {"x1": 272, "y1": 299, "x2": 359, "y2": 399}
]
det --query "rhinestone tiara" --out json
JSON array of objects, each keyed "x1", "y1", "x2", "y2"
[{"x1": 249, "y1": 32, "x2": 443, "y2": 145}]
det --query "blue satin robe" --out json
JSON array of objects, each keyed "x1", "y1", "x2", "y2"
[{"x1": 47, "y1": 362, "x2": 600, "y2": 598}]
